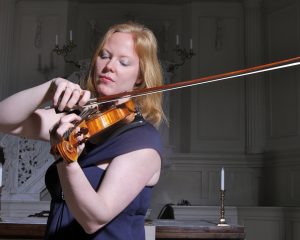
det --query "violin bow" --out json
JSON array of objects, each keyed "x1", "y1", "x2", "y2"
[{"x1": 92, "y1": 55, "x2": 300, "y2": 105}]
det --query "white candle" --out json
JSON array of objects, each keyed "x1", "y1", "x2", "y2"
[
  {"x1": 176, "y1": 34, "x2": 179, "y2": 46},
  {"x1": 221, "y1": 167, "x2": 225, "y2": 190},
  {"x1": 190, "y1": 38, "x2": 193, "y2": 50},
  {"x1": 55, "y1": 34, "x2": 58, "y2": 46},
  {"x1": 70, "y1": 30, "x2": 73, "y2": 41}
]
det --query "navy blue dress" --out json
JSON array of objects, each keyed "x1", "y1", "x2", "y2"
[{"x1": 44, "y1": 119, "x2": 163, "y2": 240}]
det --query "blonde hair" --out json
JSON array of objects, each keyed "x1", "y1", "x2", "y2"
[{"x1": 84, "y1": 22, "x2": 164, "y2": 127}]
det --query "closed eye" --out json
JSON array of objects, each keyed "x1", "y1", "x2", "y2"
[
  {"x1": 100, "y1": 50, "x2": 110, "y2": 59},
  {"x1": 120, "y1": 58, "x2": 130, "y2": 66}
]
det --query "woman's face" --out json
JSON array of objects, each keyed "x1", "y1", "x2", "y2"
[{"x1": 94, "y1": 32, "x2": 142, "y2": 96}]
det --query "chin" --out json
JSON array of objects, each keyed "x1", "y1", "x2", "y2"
[{"x1": 97, "y1": 86, "x2": 116, "y2": 96}]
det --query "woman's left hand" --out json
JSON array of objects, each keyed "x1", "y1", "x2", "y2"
[{"x1": 50, "y1": 78, "x2": 91, "y2": 112}]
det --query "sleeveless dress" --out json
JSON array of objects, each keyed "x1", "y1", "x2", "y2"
[{"x1": 44, "y1": 119, "x2": 163, "y2": 240}]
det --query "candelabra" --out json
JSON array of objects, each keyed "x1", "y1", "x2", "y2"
[
  {"x1": 53, "y1": 40, "x2": 80, "y2": 68},
  {"x1": 218, "y1": 190, "x2": 229, "y2": 226},
  {"x1": 166, "y1": 45, "x2": 195, "y2": 73}
]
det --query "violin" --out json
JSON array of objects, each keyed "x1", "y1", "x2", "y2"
[
  {"x1": 50, "y1": 56, "x2": 300, "y2": 163},
  {"x1": 51, "y1": 99, "x2": 136, "y2": 163}
]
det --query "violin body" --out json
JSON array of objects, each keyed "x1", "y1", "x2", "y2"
[{"x1": 52, "y1": 100, "x2": 136, "y2": 163}]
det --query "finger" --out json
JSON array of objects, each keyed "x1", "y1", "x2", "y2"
[
  {"x1": 57, "y1": 87, "x2": 73, "y2": 111},
  {"x1": 56, "y1": 122, "x2": 75, "y2": 139},
  {"x1": 65, "y1": 88, "x2": 82, "y2": 109},
  {"x1": 77, "y1": 143, "x2": 85, "y2": 155},
  {"x1": 78, "y1": 90, "x2": 92, "y2": 107},
  {"x1": 74, "y1": 126, "x2": 86, "y2": 155},
  {"x1": 60, "y1": 113, "x2": 82, "y2": 124},
  {"x1": 53, "y1": 78, "x2": 68, "y2": 106}
]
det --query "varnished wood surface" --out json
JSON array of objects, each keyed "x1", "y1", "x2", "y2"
[
  {"x1": 153, "y1": 220, "x2": 245, "y2": 239},
  {"x1": 0, "y1": 222, "x2": 46, "y2": 239},
  {"x1": 0, "y1": 219, "x2": 245, "y2": 239}
]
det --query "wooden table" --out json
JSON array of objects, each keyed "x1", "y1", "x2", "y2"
[
  {"x1": 0, "y1": 219, "x2": 245, "y2": 239},
  {"x1": 152, "y1": 220, "x2": 245, "y2": 239}
]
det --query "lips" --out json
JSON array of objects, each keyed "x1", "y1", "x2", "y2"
[{"x1": 99, "y1": 75, "x2": 114, "y2": 82}]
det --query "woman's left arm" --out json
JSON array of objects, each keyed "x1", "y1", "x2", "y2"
[{"x1": 56, "y1": 148, "x2": 161, "y2": 234}]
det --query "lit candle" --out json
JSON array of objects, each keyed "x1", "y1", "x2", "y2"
[
  {"x1": 176, "y1": 34, "x2": 179, "y2": 46},
  {"x1": 190, "y1": 38, "x2": 193, "y2": 50},
  {"x1": 55, "y1": 34, "x2": 58, "y2": 46},
  {"x1": 70, "y1": 30, "x2": 73, "y2": 41},
  {"x1": 221, "y1": 167, "x2": 225, "y2": 190}
]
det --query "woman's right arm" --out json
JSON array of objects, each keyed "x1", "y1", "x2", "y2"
[{"x1": 0, "y1": 78, "x2": 90, "y2": 141}]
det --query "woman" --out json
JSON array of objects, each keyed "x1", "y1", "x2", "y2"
[{"x1": 0, "y1": 22, "x2": 164, "y2": 239}]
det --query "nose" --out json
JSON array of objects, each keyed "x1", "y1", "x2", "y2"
[{"x1": 104, "y1": 59, "x2": 115, "y2": 72}]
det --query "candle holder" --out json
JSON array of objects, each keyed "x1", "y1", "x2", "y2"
[
  {"x1": 218, "y1": 189, "x2": 229, "y2": 226},
  {"x1": 166, "y1": 46, "x2": 195, "y2": 73},
  {"x1": 53, "y1": 40, "x2": 80, "y2": 68}
]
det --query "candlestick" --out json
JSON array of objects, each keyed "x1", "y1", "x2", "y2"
[
  {"x1": 217, "y1": 189, "x2": 229, "y2": 226},
  {"x1": 70, "y1": 30, "x2": 73, "y2": 42},
  {"x1": 221, "y1": 167, "x2": 225, "y2": 190},
  {"x1": 190, "y1": 38, "x2": 193, "y2": 50},
  {"x1": 166, "y1": 35, "x2": 196, "y2": 73},
  {"x1": 55, "y1": 34, "x2": 58, "y2": 46}
]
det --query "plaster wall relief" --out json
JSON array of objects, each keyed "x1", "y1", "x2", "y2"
[
  {"x1": 0, "y1": 134, "x2": 53, "y2": 198},
  {"x1": 0, "y1": 133, "x2": 52, "y2": 218}
]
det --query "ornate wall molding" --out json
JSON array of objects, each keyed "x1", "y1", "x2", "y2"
[{"x1": 0, "y1": 133, "x2": 53, "y2": 201}]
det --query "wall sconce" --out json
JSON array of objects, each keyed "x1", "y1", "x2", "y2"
[
  {"x1": 166, "y1": 35, "x2": 196, "y2": 73},
  {"x1": 52, "y1": 31, "x2": 80, "y2": 68}
]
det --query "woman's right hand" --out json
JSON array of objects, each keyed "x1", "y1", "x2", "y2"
[{"x1": 50, "y1": 78, "x2": 91, "y2": 112}]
